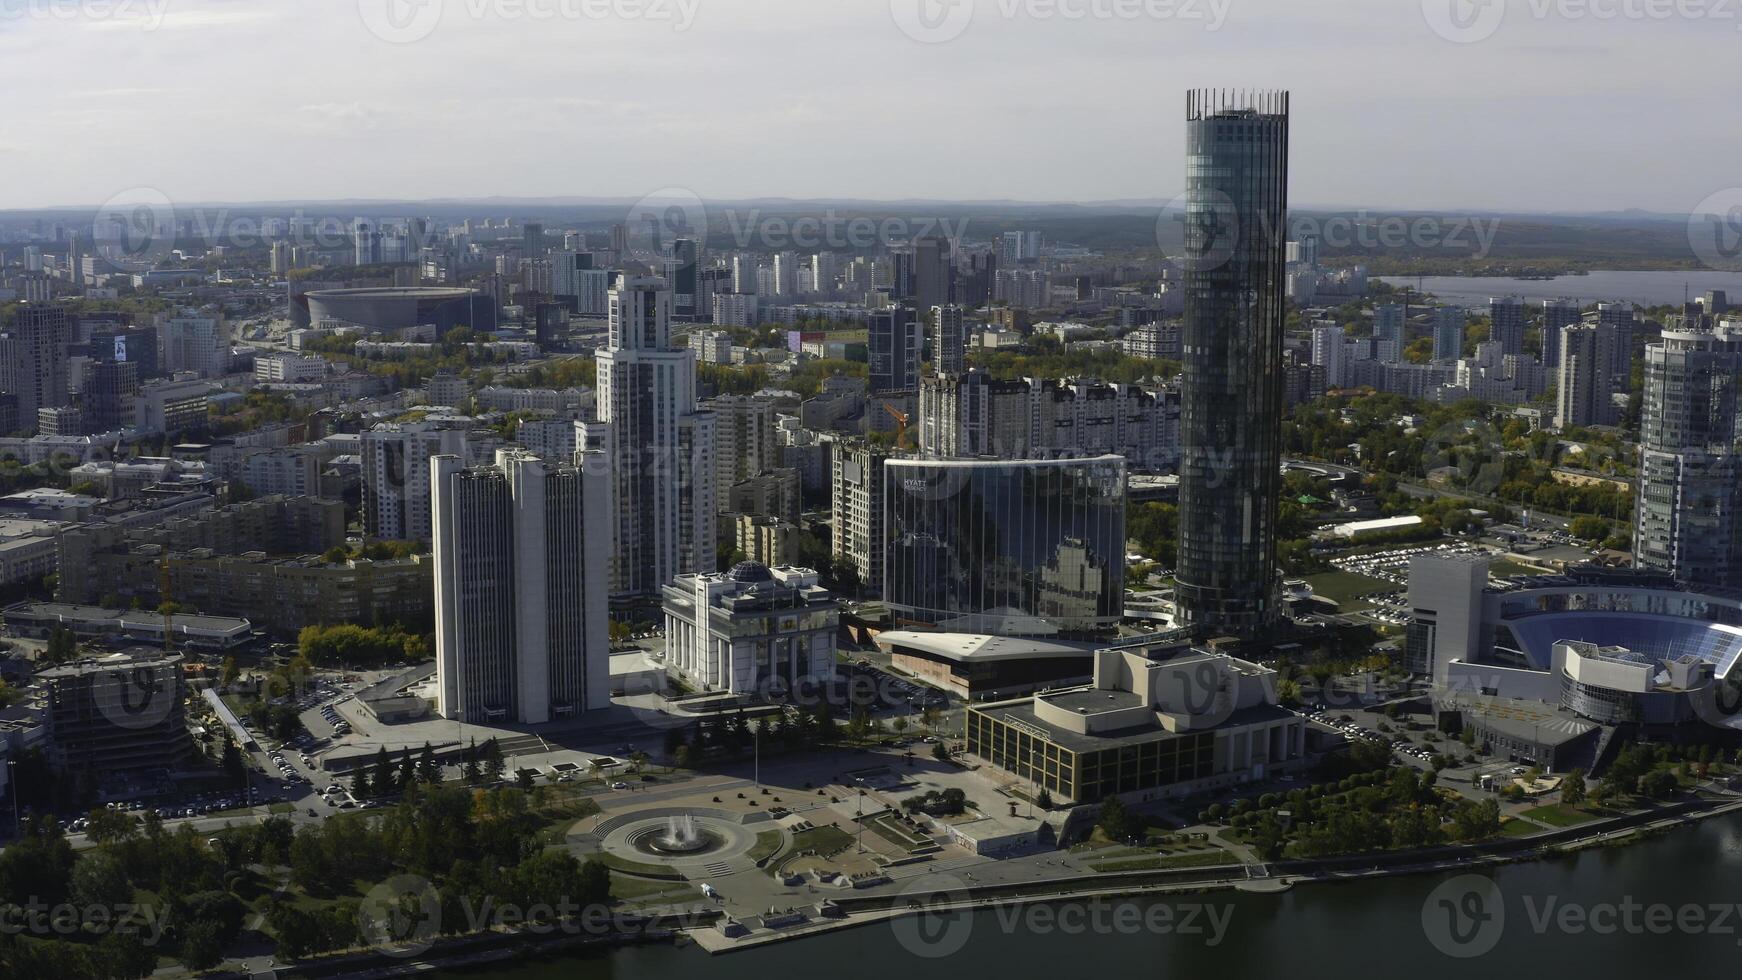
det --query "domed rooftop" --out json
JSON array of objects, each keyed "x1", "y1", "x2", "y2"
[{"x1": 728, "y1": 561, "x2": 775, "y2": 583}]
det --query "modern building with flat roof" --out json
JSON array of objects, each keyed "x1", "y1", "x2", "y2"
[
  {"x1": 965, "y1": 642, "x2": 1304, "y2": 805},
  {"x1": 41, "y1": 651, "x2": 194, "y2": 777},
  {"x1": 884, "y1": 455, "x2": 1126, "y2": 637}
]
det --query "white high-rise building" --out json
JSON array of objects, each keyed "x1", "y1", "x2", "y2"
[
  {"x1": 1311, "y1": 323, "x2": 1347, "y2": 389},
  {"x1": 160, "y1": 311, "x2": 230, "y2": 377},
  {"x1": 731, "y1": 254, "x2": 760, "y2": 295},
  {"x1": 362, "y1": 418, "x2": 487, "y2": 542},
  {"x1": 597, "y1": 277, "x2": 717, "y2": 596},
  {"x1": 772, "y1": 252, "x2": 799, "y2": 296},
  {"x1": 432, "y1": 448, "x2": 611, "y2": 724}
]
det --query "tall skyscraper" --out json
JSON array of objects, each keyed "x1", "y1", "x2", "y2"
[
  {"x1": 913, "y1": 235, "x2": 954, "y2": 312},
  {"x1": 1311, "y1": 323, "x2": 1347, "y2": 389},
  {"x1": 597, "y1": 277, "x2": 717, "y2": 597},
  {"x1": 666, "y1": 238, "x2": 700, "y2": 320},
  {"x1": 1540, "y1": 299, "x2": 1581, "y2": 370},
  {"x1": 1432, "y1": 306, "x2": 1467, "y2": 362},
  {"x1": 1372, "y1": 304, "x2": 1404, "y2": 363},
  {"x1": 868, "y1": 305, "x2": 922, "y2": 393},
  {"x1": 772, "y1": 252, "x2": 799, "y2": 296},
  {"x1": 1633, "y1": 324, "x2": 1742, "y2": 587},
  {"x1": 0, "y1": 302, "x2": 71, "y2": 425},
  {"x1": 522, "y1": 222, "x2": 546, "y2": 260},
  {"x1": 932, "y1": 304, "x2": 966, "y2": 375},
  {"x1": 353, "y1": 219, "x2": 381, "y2": 266},
  {"x1": 432, "y1": 448, "x2": 611, "y2": 724},
  {"x1": 1555, "y1": 323, "x2": 1617, "y2": 430},
  {"x1": 1489, "y1": 296, "x2": 1526, "y2": 358},
  {"x1": 1596, "y1": 302, "x2": 1636, "y2": 378},
  {"x1": 1175, "y1": 89, "x2": 1290, "y2": 637}
]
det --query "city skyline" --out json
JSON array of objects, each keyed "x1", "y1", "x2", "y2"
[{"x1": 2, "y1": 0, "x2": 1740, "y2": 213}]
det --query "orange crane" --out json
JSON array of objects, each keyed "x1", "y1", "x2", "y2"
[{"x1": 883, "y1": 402, "x2": 913, "y2": 451}]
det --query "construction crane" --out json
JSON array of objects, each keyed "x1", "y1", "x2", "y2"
[{"x1": 883, "y1": 402, "x2": 913, "y2": 451}]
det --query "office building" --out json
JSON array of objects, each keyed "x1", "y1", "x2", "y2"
[
  {"x1": 868, "y1": 305, "x2": 922, "y2": 393},
  {"x1": 160, "y1": 311, "x2": 230, "y2": 377},
  {"x1": 661, "y1": 562, "x2": 839, "y2": 696},
  {"x1": 1431, "y1": 307, "x2": 1466, "y2": 362},
  {"x1": 1, "y1": 302, "x2": 72, "y2": 425},
  {"x1": 1633, "y1": 325, "x2": 1742, "y2": 587},
  {"x1": 597, "y1": 277, "x2": 717, "y2": 596},
  {"x1": 666, "y1": 238, "x2": 700, "y2": 320},
  {"x1": 1596, "y1": 302, "x2": 1636, "y2": 378},
  {"x1": 1489, "y1": 296, "x2": 1526, "y2": 358},
  {"x1": 1174, "y1": 89, "x2": 1290, "y2": 636},
  {"x1": 82, "y1": 360, "x2": 138, "y2": 433},
  {"x1": 932, "y1": 304, "x2": 966, "y2": 375},
  {"x1": 42, "y1": 651, "x2": 194, "y2": 777},
  {"x1": 432, "y1": 449, "x2": 611, "y2": 724},
  {"x1": 884, "y1": 456, "x2": 1126, "y2": 636},
  {"x1": 913, "y1": 236, "x2": 954, "y2": 312}
]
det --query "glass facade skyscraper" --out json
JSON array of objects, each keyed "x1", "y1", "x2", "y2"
[
  {"x1": 1634, "y1": 325, "x2": 1742, "y2": 588},
  {"x1": 884, "y1": 456, "x2": 1126, "y2": 636},
  {"x1": 1175, "y1": 89, "x2": 1290, "y2": 636}
]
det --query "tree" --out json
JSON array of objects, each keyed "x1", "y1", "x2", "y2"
[
  {"x1": 373, "y1": 747, "x2": 394, "y2": 793},
  {"x1": 480, "y1": 739, "x2": 506, "y2": 783},
  {"x1": 1098, "y1": 795, "x2": 1141, "y2": 842},
  {"x1": 417, "y1": 742, "x2": 439, "y2": 784},
  {"x1": 352, "y1": 767, "x2": 371, "y2": 800},
  {"x1": 1560, "y1": 767, "x2": 1587, "y2": 806},
  {"x1": 221, "y1": 735, "x2": 245, "y2": 783},
  {"x1": 930, "y1": 741, "x2": 950, "y2": 763},
  {"x1": 219, "y1": 656, "x2": 240, "y2": 688}
]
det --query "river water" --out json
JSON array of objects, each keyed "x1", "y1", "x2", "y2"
[
  {"x1": 1377, "y1": 270, "x2": 1742, "y2": 308},
  {"x1": 436, "y1": 812, "x2": 1742, "y2": 979}
]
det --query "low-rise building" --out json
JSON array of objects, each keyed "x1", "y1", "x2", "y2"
[
  {"x1": 662, "y1": 562, "x2": 839, "y2": 697},
  {"x1": 965, "y1": 643, "x2": 1306, "y2": 805}
]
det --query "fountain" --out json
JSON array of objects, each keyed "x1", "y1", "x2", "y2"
[{"x1": 631, "y1": 812, "x2": 724, "y2": 856}]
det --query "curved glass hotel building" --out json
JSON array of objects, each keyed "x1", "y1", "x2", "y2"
[{"x1": 883, "y1": 456, "x2": 1126, "y2": 636}]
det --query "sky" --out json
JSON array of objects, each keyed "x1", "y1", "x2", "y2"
[{"x1": 1, "y1": 0, "x2": 1737, "y2": 213}]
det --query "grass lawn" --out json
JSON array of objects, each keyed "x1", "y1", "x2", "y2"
[
  {"x1": 1499, "y1": 818, "x2": 1542, "y2": 838},
  {"x1": 746, "y1": 829, "x2": 784, "y2": 863},
  {"x1": 609, "y1": 872, "x2": 695, "y2": 902},
  {"x1": 768, "y1": 825, "x2": 857, "y2": 873},
  {"x1": 594, "y1": 851, "x2": 686, "y2": 879},
  {"x1": 1520, "y1": 803, "x2": 1603, "y2": 827},
  {"x1": 1303, "y1": 571, "x2": 1394, "y2": 612}
]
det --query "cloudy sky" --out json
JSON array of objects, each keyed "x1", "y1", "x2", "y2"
[{"x1": 1, "y1": 0, "x2": 1735, "y2": 213}]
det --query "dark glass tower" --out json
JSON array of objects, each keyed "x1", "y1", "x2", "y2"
[{"x1": 1175, "y1": 89, "x2": 1290, "y2": 636}]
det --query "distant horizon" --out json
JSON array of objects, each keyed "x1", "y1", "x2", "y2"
[{"x1": 0, "y1": 195, "x2": 1715, "y2": 223}]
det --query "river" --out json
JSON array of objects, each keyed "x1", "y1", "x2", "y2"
[
  {"x1": 1376, "y1": 270, "x2": 1742, "y2": 308},
  {"x1": 435, "y1": 812, "x2": 1742, "y2": 979}
]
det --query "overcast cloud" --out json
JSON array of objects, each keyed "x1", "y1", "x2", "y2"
[{"x1": 0, "y1": 0, "x2": 1734, "y2": 213}]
